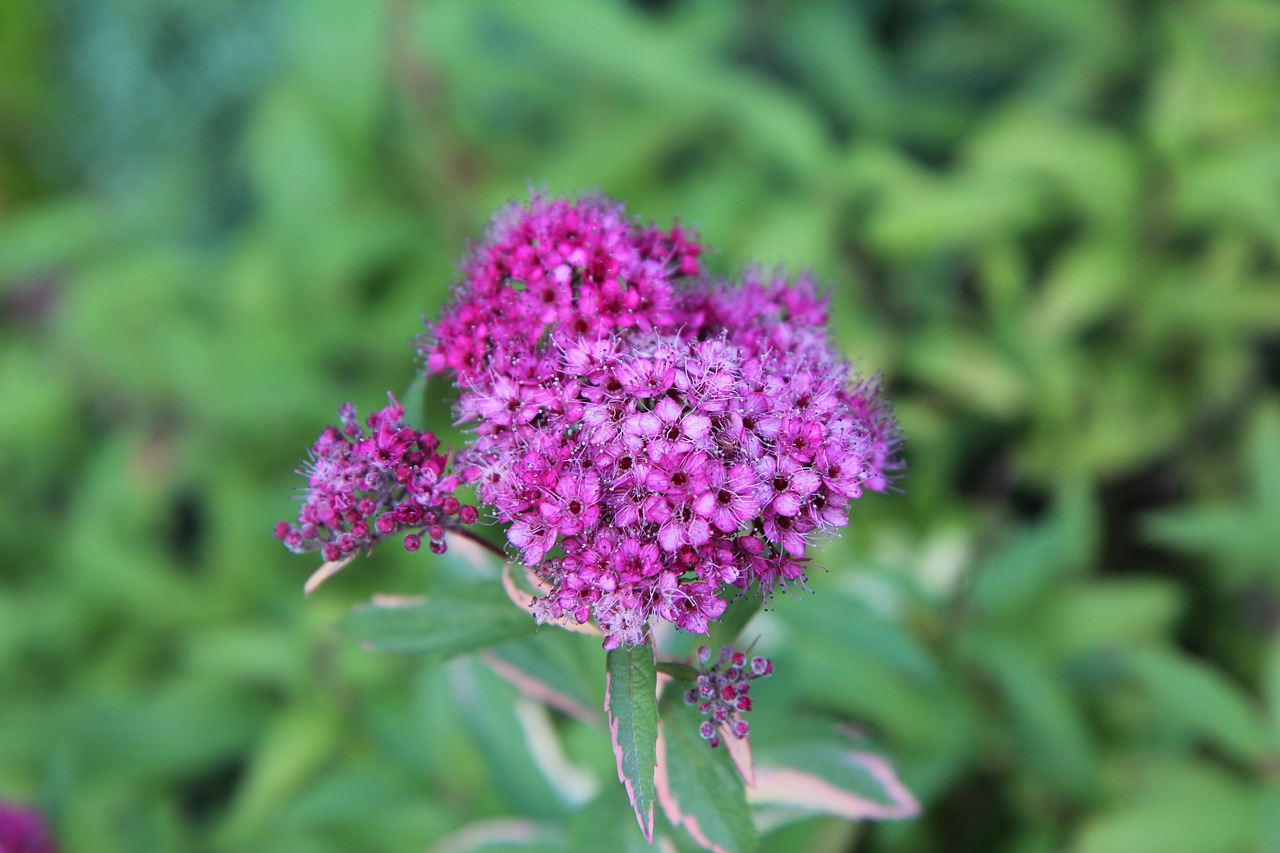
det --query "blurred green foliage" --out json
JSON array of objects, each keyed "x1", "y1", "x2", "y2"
[{"x1": 3, "y1": 0, "x2": 1280, "y2": 850}]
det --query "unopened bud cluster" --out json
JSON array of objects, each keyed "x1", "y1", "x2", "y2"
[{"x1": 684, "y1": 644, "x2": 773, "y2": 747}]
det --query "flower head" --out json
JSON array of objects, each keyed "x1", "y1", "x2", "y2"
[{"x1": 280, "y1": 191, "x2": 901, "y2": 650}]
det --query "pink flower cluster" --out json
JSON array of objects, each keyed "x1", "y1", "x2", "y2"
[
  {"x1": 274, "y1": 394, "x2": 478, "y2": 562},
  {"x1": 278, "y1": 191, "x2": 898, "y2": 649},
  {"x1": 684, "y1": 644, "x2": 773, "y2": 747},
  {"x1": 425, "y1": 194, "x2": 700, "y2": 387},
  {"x1": 0, "y1": 801, "x2": 56, "y2": 853},
  {"x1": 415, "y1": 192, "x2": 900, "y2": 649}
]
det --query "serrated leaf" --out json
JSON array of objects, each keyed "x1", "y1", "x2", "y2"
[
  {"x1": 340, "y1": 586, "x2": 534, "y2": 659},
  {"x1": 749, "y1": 744, "x2": 919, "y2": 821},
  {"x1": 606, "y1": 645, "x2": 658, "y2": 843},
  {"x1": 655, "y1": 705, "x2": 756, "y2": 853}
]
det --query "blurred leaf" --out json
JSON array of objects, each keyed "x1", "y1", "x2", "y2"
[
  {"x1": 1250, "y1": 401, "x2": 1280, "y2": 511},
  {"x1": 969, "y1": 485, "x2": 1096, "y2": 619},
  {"x1": 1145, "y1": 507, "x2": 1280, "y2": 579},
  {"x1": 605, "y1": 644, "x2": 658, "y2": 843},
  {"x1": 1264, "y1": 634, "x2": 1280, "y2": 751},
  {"x1": 868, "y1": 172, "x2": 1049, "y2": 257},
  {"x1": 656, "y1": 704, "x2": 756, "y2": 853},
  {"x1": 656, "y1": 662, "x2": 700, "y2": 682},
  {"x1": 450, "y1": 659, "x2": 576, "y2": 818},
  {"x1": 1031, "y1": 241, "x2": 1133, "y2": 340},
  {"x1": 483, "y1": 630, "x2": 602, "y2": 724},
  {"x1": 340, "y1": 586, "x2": 534, "y2": 658},
  {"x1": 970, "y1": 637, "x2": 1099, "y2": 797},
  {"x1": 0, "y1": 199, "x2": 105, "y2": 282},
  {"x1": 422, "y1": 0, "x2": 830, "y2": 175},
  {"x1": 967, "y1": 110, "x2": 1139, "y2": 233},
  {"x1": 217, "y1": 707, "x2": 342, "y2": 846},
  {"x1": 426, "y1": 818, "x2": 564, "y2": 853},
  {"x1": 1122, "y1": 647, "x2": 1268, "y2": 763},
  {"x1": 903, "y1": 328, "x2": 1029, "y2": 418},
  {"x1": 783, "y1": 587, "x2": 942, "y2": 688},
  {"x1": 567, "y1": 787, "x2": 658, "y2": 853},
  {"x1": 1037, "y1": 579, "x2": 1183, "y2": 662},
  {"x1": 1260, "y1": 780, "x2": 1280, "y2": 853},
  {"x1": 1073, "y1": 759, "x2": 1258, "y2": 853},
  {"x1": 1143, "y1": 402, "x2": 1280, "y2": 584},
  {"x1": 750, "y1": 742, "x2": 919, "y2": 822}
]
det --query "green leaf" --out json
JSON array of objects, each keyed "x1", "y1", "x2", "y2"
[
  {"x1": 1263, "y1": 634, "x2": 1280, "y2": 751},
  {"x1": 749, "y1": 743, "x2": 920, "y2": 821},
  {"x1": 656, "y1": 662, "x2": 700, "y2": 682},
  {"x1": 970, "y1": 637, "x2": 1099, "y2": 797},
  {"x1": 1037, "y1": 578, "x2": 1183, "y2": 661},
  {"x1": 1074, "y1": 759, "x2": 1257, "y2": 853},
  {"x1": 340, "y1": 585, "x2": 534, "y2": 659},
  {"x1": 431, "y1": 817, "x2": 564, "y2": 853},
  {"x1": 568, "y1": 787, "x2": 661, "y2": 853},
  {"x1": 969, "y1": 484, "x2": 1095, "y2": 618},
  {"x1": 483, "y1": 631, "x2": 602, "y2": 724},
  {"x1": 1250, "y1": 402, "x2": 1280, "y2": 510},
  {"x1": 656, "y1": 703, "x2": 756, "y2": 853},
  {"x1": 1260, "y1": 780, "x2": 1280, "y2": 853},
  {"x1": 450, "y1": 659, "x2": 576, "y2": 818},
  {"x1": 606, "y1": 645, "x2": 658, "y2": 843},
  {"x1": 1144, "y1": 506, "x2": 1280, "y2": 578},
  {"x1": 1123, "y1": 647, "x2": 1268, "y2": 762}
]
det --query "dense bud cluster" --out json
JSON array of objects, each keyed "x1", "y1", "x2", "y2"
[
  {"x1": 684, "y1": 644, "x2": 773, "y2": 748},
  {"x1": 274, "y1": 393, "x2": 478, "y2": 562},
  {"x1": 280, "y1": 191, "x2": 900, "y2": 652}
]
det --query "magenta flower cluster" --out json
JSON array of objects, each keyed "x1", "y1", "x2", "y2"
[
  {"x1": 274, "y1": 394, "x2": 478, "y2": 562},
  {"x1": 279, "y1": 191, "x2": 899, "y2": 651},
  {"x1": 684, "y1": 644, "x2": 773, "y2": 748},
  {"x1": 0, "y1": 802, "x2": 56, "y2": 853}
]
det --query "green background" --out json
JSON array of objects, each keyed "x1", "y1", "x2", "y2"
[{"x1": 3, "y1": 0, "x2": 1280, "y2": 850}]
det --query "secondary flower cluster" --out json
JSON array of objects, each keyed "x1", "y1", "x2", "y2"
[
  {"x1": 684, "y1": 644, "x2": 773, "y2": 747},
  {"x1": 0, "y1": 801, "x2": 56, "y2": 853},
  {"x1": 279, "y1": 191, "x2": 900, "y2": 651},
  {"x1": 274, "y1": 394, "x2": 478, "y2": 562}
]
